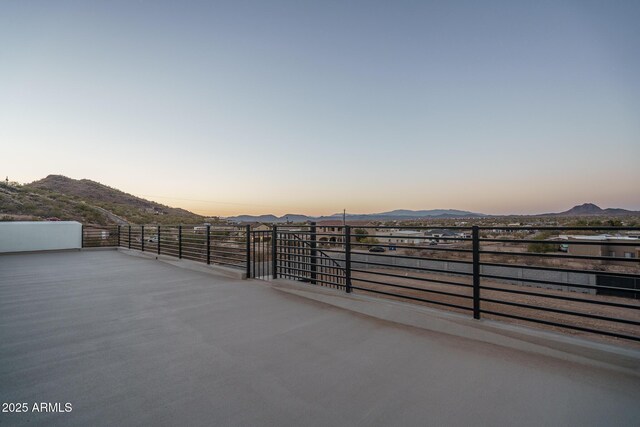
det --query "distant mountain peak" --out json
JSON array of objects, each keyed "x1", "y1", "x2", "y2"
[
  {"x1": 543, "y1": 203, "x2": 639, "y2": 217},
  {"x1": 566, "y1": 203, "x2": 604, "y2": 214}
]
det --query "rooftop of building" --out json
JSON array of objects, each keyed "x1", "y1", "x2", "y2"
[{"x1": 1, "y1": 249, "x2": 639, "y2": 425}]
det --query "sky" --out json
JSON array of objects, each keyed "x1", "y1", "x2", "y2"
[{"x1": 1, "y1": 0, "x2": 639, "y2": 217}]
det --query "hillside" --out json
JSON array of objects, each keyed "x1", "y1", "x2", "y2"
[
  {"x1": 1, "y1": 175, "x2": 204, "y2": 225},
  {"x1": 543, "y1": 203, "x2": 640, "y2": 217},
  {"x1": 0, "y1": 183, "x2": 112, "y2": 224}
]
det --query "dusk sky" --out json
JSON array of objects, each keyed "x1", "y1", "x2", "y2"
[{"x1": 1, "y1": 0, "x2": 639, "y2": 217}]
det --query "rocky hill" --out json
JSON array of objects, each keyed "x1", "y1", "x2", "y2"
[{"x1": 1, "y1": 175, "x2": 204, "y2": 225}]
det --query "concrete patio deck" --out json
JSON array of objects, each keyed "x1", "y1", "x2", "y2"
[{"x1": 1, "y1": 250, "x2": 639, "y2": 426}]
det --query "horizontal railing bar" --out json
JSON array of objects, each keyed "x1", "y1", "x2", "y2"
[
  {"x1": 291, "y1": 247, "x2": 345, "y2": 255},
  {"x1": 480, "y1": 298, "x2": 640, "y2": 326},
  {"x1": 276, "y1": 232, "x2": 346, "y2": 237},
  {"x1": 351, "y1": 251, "x2": 473, "y2": 265},
  {"x1": 277, "y1": 259, "x2": 344, "y2": 271},
  {"x1": 351, "y1": 242, "x2": 471, "y2": 252},
  {"x1": 275, "y1": 252, "x2": 345, "y2": 262},
  {"x1": 480, "y1": 273, "x2": 640, "y2": 294},
  {"x1": 353, "y1": 225, "x2": 474, "y2": 230},
  {"x1": 351, "y1": 268, "x2": 472, "y2": 288},
  {"x1": 352, "y1": 275, "x2": 473, "y2": 298},
  {"x1": 480, "y1": 285, "x2": 640, "y2": 310},
  {"x1": 350, "y1": 242, "x2": 473, "y2": 253},
  {"x1": 479, "y1": 250, "x2": 640, "y2": 263},
  {"x1": 277, "y1": 231, "x2": 472, "y2": 241},
  {"x1": 351, "y1": 285, "x2": 473, "y2": 311},
  {"x1": 480, "y1": 238, "x2": 640, "y2": 246},
  {"x1": 209, "y1": 247, "x2": 246, "y2": 254},
  {"x1": 478, "y1": 226, "x2": 640, "y2": 231},
  {"x1": 479, "y1": 261, "x2": 640, "y2": 279},
  {"x1": 480, "y1": 310, "x2": 640, "y2": 341},
  {"x1": 275, "y1": 265, "x2": 345, "y2": 280},
  {"x1": 351, "y1": 259, "x2": 474, "y2": 276},
  {"x1": 352, "y1": 234, "x2": 471, "y2": 241}
]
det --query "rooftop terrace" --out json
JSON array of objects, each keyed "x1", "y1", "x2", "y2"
[{"x1": 1, "y1": 249, "x2": 639, "y2": 426}]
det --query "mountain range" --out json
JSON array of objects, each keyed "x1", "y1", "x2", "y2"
[
  {"x1": 1, "y1": 175, "x2": 638, "y2": 224},
  {"x1": 226, "y1": 209, "x2": 486, "y2": 223},
  {"x1": 226, "y1": 204, "x2": 640, "y2": 222}
]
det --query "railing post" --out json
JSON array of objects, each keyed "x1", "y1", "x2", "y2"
[
  {"x1": 472, "y1": 225, "x2": 481, "y2": 319},
  {"x1": 272, "y1": 225, "x2": 278, "y2": 279},
  {"x1": 81, "y1": 224, "x2": 84, "y2": 248},
  {"x1": 246, "y1": 225, "x2": 251, "y2": 278},
  {"x1": 141, "y1": 225, "x2": 145, "y2": 252},
  {"x1": 309, "y1": 222, "x2": 317, "y2": 284},
  {"x1": 117, "y1": 225, "x2": 120, "y2": 247},
  {"x1": 345, "y1": 225, "x2": 352, "y2": 293},
  {"x1": 157, "y1": 225, "x2": 161, "y2": 255},
  {"x1": 128, "y1": 225, "x2": 131, "y2": 249},
  {"x1": 206, "y1": 224, "x2": 211, "y2": 265},
  {"x1": 178, "y1": 225, "x2": 182, "y2": 259}
]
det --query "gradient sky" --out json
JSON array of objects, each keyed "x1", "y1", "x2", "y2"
[{"x1": 1, "y1": 0, "x2": 639, "y2": 217}]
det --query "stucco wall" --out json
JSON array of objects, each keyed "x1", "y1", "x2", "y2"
[{"x1": 0, "y1": 221, "x2": 82, "y2": 253}]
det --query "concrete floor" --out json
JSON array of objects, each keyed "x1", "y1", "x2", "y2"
[{"x1": 1, "y1": 250, "x2": 639, "y2": 426}]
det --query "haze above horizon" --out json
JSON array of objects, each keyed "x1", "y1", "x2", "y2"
[{"x1": 2, "y1": 1, "x2": 639, "y2": 216}]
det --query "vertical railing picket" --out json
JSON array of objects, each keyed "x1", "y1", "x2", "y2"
[
  {"x1": 246, "y1": 225, "x2": 251, "y2": 278},
  {"x1": 309, "y1": 222, "x2": 317, "y2": 284},
  {"x1": 206, "y1": 224, "x2": 211, "y2": 265},
  {"x1": 272, "y1": 225, "x2": 278, "y2": 279},
  {"x1": 345, "y1": 225, "x2": 351, "y2": 293},
  {"x1": 472, "y1": 225, "x2": 481, "y2": 319}
]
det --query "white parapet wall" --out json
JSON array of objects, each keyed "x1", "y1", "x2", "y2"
[{"x1": 0, "y1": 221, "x2": 82, "y2": 253}]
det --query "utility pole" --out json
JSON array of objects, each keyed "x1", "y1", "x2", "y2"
[{"x1": 343, "y1": 209, "x2": 346, "y2": 227}]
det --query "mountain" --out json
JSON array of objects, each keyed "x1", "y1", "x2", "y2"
[
  {"x1": 1, "y1": 182, "x2": 113, "y2": 224},
  {"x1": 543, "y1": 203, "x2": 640, "y2": 217},
  {"x1": 1, "y1": 175, "x2": 204, "y2": 225},
  {"x1": 226, "y1": 215, "x2": 281, "y2": 223},
  {"x1": 373, "y1": 209, "x2": 483, "y2": 217},
  {"x1": 226, "y1": 209, "x2": 486, "y2": 223}
]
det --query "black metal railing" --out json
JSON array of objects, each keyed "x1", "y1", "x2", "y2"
[
  {"x1": 88, "y1": 224, "x2": 250, "y2": 270},
  {"x1": 82, "y1": 222, "x2": 640, "y2": 343},
  {"x1": 266, "y1": 224, "x2": 639, "y2": 343},
  {"x1": 81, "y1": 225, "x2": 119, "y2": 248},
  {"x1": 273, "y1": 225, "x2": 346, "y2": 289}
]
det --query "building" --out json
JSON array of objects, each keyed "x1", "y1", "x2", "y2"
[
  {"x1": 316, "y1": 220, "x2": 373, "y2": 244},
  {"x1": 374, "y1": 229, "x2": 424, "y2": 245},
  {"x1": 562, "y1": 235, "x2": 640, "y2": 266},
  {"x1": 425, "y1": 229, "x2": 467, "y2": 243}
]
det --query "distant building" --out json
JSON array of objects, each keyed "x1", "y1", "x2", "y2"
[
  {"x1": 375, "y1": 229, "x2": 424, "y2": 245},
  {"x1": 561, "y1": 235, "x2": 640, "y2": 266},
  {"x1": 245, "y1": 223, "x2": 270, "y2": 232},
  {"x1": 425, "y1": 229, "x2": 466, "y2": 243},
  {"x1": 316, "y1": 220, "x2": 372, "y2": 244}
]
